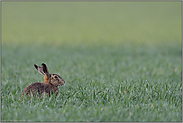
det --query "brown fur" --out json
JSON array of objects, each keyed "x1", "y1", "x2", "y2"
[{"x1": 22, "y1": 82, "x2": 58, "y2": 97}]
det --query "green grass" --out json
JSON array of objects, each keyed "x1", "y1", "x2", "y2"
[{"x1": 1, "y1": 1, "x2": 182, "y2": 122}]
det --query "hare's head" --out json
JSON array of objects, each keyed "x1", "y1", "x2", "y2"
[{"x1": 34, "y1": 63, "x2": 65, "y2": 86}]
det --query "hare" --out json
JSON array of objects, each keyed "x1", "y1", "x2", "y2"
[{"x1": 21, "y1": 63, "x2": 65, "y2": 98}]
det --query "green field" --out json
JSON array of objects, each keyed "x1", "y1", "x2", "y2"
[{"x1": 1, "y1": 2, "x2": 182, "y2": 122}]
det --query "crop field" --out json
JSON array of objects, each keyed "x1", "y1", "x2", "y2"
[{"x1": 1, "y1": 2, "x2": 182, "y2": 122}]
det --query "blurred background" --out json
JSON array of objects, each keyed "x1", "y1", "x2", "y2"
[{"x1": 2, "y1": 2, "x2": 181, "y2": 47}]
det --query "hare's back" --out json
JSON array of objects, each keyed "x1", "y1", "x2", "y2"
[{"x1": 22, "y1": 82, "x2": 47, "y2": 96}]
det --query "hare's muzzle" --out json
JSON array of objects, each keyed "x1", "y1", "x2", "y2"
[{"x1": 61, "y1": 80, "x2": 65, "y2": 86}]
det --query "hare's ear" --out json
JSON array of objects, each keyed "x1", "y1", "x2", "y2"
[
  {"x1": 34, "y1": 64, "x2": 45, "y2": 75},
  {"x1": 41, "y1": 63, "x2": 51, "y2": 78}
]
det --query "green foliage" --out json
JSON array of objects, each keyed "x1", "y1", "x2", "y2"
[{"x1": 1, "y1": 1, "x2": 182, "y2": 122}]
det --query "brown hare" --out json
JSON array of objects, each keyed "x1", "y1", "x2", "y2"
[{"x1": 21, "y1": 63, "x2": 65, "y2": 99}]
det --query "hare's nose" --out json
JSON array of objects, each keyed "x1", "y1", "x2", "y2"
[{"x1": 62, "y1": 80, "x2": 65, "y2": 84}]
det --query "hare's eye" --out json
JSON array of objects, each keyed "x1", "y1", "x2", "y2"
[{"x1": 54, "y1": 76, "x2": 58, "y2": 79}]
